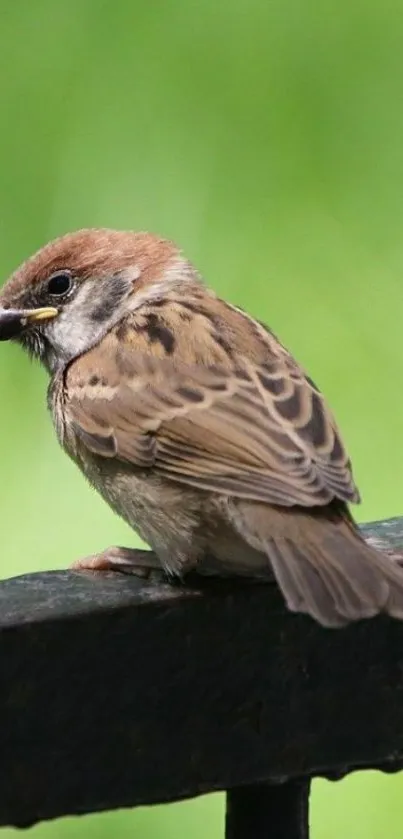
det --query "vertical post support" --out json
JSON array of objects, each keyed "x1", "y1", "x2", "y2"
[{"x1": 225, "y1": 779, "x2": 311, "y2": 839}]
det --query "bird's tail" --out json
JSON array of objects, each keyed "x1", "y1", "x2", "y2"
[{"x1": 230, "y1": 501, "x2": 403, "y2": 627}]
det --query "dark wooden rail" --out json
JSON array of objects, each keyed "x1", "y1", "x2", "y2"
[{"x1": 0, "y1": 516, "x2": 403, "y2": 836}]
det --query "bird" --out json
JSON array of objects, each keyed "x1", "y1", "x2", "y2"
[{"x1": 0, "y1": 227, "x2": 402, "y2": 628}]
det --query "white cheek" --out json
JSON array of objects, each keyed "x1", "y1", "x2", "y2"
[
  {"x1": 47, "y1": 311, "x2": 92, "y2": 360},
  {"x1": 45, "y1": 281, "x2": 105, "y2": 363}
]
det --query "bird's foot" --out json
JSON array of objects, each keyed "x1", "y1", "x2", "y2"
[{"x1": 70, "y1": 546, "x2": 165, "y2": 581}]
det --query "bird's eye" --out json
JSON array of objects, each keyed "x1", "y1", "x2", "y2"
[{"x1": 46, "y1": 271, "x2": 73, "y2": 297}]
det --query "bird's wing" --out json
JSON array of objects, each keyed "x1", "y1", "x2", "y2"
[{"x1": 64, "y1": 339, "x2": 359, "y2": 508}]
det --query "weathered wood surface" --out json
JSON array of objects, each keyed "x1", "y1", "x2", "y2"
[{"x1": 0, "y1": 517, "x2": 402, "y2": 829}]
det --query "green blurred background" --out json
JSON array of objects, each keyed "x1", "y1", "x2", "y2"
[{"x1": 1, "y1": 0, "x2": 403, "y2": 836}]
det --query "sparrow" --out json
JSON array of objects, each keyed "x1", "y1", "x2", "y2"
[{"x1": 0, "y1": 227, "x2": 402, "y2": 628}]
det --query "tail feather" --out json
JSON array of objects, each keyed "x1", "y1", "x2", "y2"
[
  {"x1": 229, "y1": 500, "x2": 403, "y2": 627},
  {"x1": 312, "y1": 529, "x2": 390, "y2": 617},
  {"x1": 268, "y1": 539, "x2": 348, "y2": 627},
  {"x1": 268, "y1": 536, "x2": 390, "y2": 627}
]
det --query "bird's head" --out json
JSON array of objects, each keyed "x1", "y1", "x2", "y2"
[{"x1": 0, "y1": 228, "x2": 196, "y2": 373}]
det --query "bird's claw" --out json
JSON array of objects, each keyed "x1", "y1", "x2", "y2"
[{"x1": 70, "y1": 546, "x2": 165, "y2": 581}]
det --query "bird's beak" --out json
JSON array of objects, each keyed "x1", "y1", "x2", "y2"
[{"x1": 0, "y1": 306, "x2": 58, "y2": 341}]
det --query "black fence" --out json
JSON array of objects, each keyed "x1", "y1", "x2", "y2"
[{"x1": 1, "y1": 516, "x2": 402, "y2": 837}]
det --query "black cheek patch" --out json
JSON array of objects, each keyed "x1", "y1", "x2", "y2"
[{"x1": 90, "y1": 276, "x2": 131, "y2": 323}]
